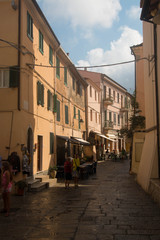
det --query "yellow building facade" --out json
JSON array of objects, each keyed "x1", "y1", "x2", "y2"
[{"x1": 0, "y1": 0, "x2": 87, "y2": 179}]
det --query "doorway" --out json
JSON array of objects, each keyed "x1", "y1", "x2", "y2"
[
  {"x1": 27, "y1": 128, "x2": 33, "y2": 176},
  {"x1": 37, "y1": 135, "x2": 43, "y2": 172}
]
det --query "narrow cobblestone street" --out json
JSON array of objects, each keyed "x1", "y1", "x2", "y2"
[{"x1": 1, "y1": 159, "x2": 160, "y2": 240}]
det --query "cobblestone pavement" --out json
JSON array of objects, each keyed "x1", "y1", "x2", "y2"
[{"x1": 1, "y1": 159, "x2": 160, "y2": 240}]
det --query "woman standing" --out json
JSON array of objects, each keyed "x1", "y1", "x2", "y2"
[
  {"x1": 1, "y1": 161, "x2": 13, "y2": 216},
  {"x1": 72, "y1": 154, "x2": 80, "y2": 188}
]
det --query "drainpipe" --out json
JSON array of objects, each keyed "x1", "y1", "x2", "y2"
[
  {"x1": 18, "y1": 0, "x2": 21, "y2": 111},
  {"x1": 153, "y1": 24, "x2": 160, "y2": 178}
]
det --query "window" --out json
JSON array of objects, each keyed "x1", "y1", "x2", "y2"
[
  {"x1": 39, "y1": 30, "x2": 43, "y2": 54},
  {"x1": 37, "y1": 81, "x2": 44, "y2": 107},
  {"x1": 95, "y1": 112, "x2": 97, "y2": 123},
  {"x1": 104, "y1": 86, "x2": 106, "y2": 99},
  {"x1": 49, "y1": 45, "x2": 53, "y2": 65},
  {"x1": 57, "y1": 100, "x2": 60, "y2": 121},
  {"x1": 90, "y1": 109, "x2": 92, "y2": 121},
  {"x1": 109, "y1": 111, "x2": 112, "y2": 121},
  {"x1": 74, "y1": 106, "x2": 76, "y2": 119},
  {"x1": 64, "y1": 67, "x2": 67, "y2": 85},
  {"x1": 118, "y1": 114, "x2": 120, "y2": 125},
  {"x1": 27, "y1": 11, "x2": 33, "y2": 41},
  {"x1": 114, "y1": 113, "x2": 116, "y2": 125},
  {"x1": 113, "y1": 91, "x2": 115, "y2": 100},
  {"x1": 0, "y1": 69, "x2": 9, "y2": 88},
  {"x1": 78, "y1": 109, "x2": 81, "y2": 129},
  {"x1": 47, "y1": 90, "x2": 53, "y2": 111},
  {"x1": 90, "y1": 86, "x2": 92, "y2": 97},
  {"x1": 109, "y1": 88, "x2": 111, "y2": 97},
  {"x1": 79, "y1": 84, "x2": 82, "y2": 96},
  {"x1": 65, "y1": 105, "x2": 69, "y2": 124},
  {"x1": 104, "y1": 110, "x2": 107, "y2": 121},
  {"x1": 95, "y1": 90, "x2": 97, "y2": 101},
  {"x1": 72, "y1": 77, "x2": 75, "y2": 90},
  {"x1": 99, "y1": 114, "x2": 101, "y2": 124},
  {"x1": 53, "y1": 94, "x2": 57, "y2": 113},
  {"x1": 50, "y1": 132, "x2": 54, "y2": 154},
  {"x1": 117, "y1": 93, "x2": 119, "y2": 103},
  {"x1": 56, "y1": 56, "x2": 60, "y2": 78},
  {"x1": 76, "y1": 81, "x2": 80, "y2": 95},
  {"x1": 0, "y1": 67, "x2": 19, "y2": 88}
]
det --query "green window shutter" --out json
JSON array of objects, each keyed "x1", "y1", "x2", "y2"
[
  {"x1": 74, "y1": 106, "x2": 76, "y2": 119},
  {"x1": 78, "y1": 109, "x2": 80, "y2": 129},
  {"x1": 27, "y1": 11, "x2": 33, "y2": 40},
  {"x1": 49, "y1": 45, "x2": 53, "y2": 65},
  {"x1": 64, "y1": 67, "x2": 67, "y2": 85},
  {"x1": 41, "y1": 84, "x2": 44, "y2": 107},
  {"x1": 39, "y1": 30, "x2": 43, "y2": 54},
  {"x1": 50, "y1": 132, "x2": 54, "y2": 154},
  {"x1": 37, "y1": 81, "x2": 41, "y2": 105},
  {"x1": 65, "y1": 105, "x2": 69, "y2": 124},
  {"x1": 47, "y1": 90, "x2": 50, "y2": 110},
  {"x1": 9, "y1": 66, "x2": 19, "y2": 88},
  {"x1": 53, "y1": 94, "x2": 57, "y2": 113},
  {"x1": 56, "y1": 56, "x2": 60, "y2": 78},
  {"x1": 57, "y1": 100, "x2": 60, "y2": 121}
]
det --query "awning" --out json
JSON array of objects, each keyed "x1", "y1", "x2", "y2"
[
  {"x1": 93, "y1": 131, "x2": 116, "y2": 142},
  {"x1": 57, "y1": 135, "x2": 69, "y2": 141},
  {"x1": 70, "y1": 137, "x2": 90, "y2": 146}
]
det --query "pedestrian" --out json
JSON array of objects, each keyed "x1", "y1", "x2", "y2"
[
  {"x1": 1, "y1": 161, "x2": 13, "y2": 216},
  {"x1": 72, "y1": 154, "x2": 80, "y2": 188},
  {"x1": 64, "y1": 157, "x2": 72, "y2": 189}
]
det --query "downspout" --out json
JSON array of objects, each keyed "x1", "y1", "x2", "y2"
[
  {"x1": 153, "y1": 24, "x2": 160, "y2": 178},
  {"x1": 18, "y1": 0, "x2": 21, "y2": 111}
]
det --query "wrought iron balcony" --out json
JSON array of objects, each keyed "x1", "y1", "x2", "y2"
[{"x1": 104, "y1": 120, "x2": 113, "y2": 130}]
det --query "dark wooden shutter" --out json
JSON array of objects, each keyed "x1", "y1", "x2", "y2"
[{"x1": 9, "y1": 66, "x2": 19, "y2": 88}]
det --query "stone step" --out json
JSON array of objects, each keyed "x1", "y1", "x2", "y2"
[{"x1": 29, "y1": 181, "x2": 49, "y2": 192}]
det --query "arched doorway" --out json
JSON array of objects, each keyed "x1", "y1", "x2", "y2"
[{"x1": 27, "y1": 127, "x2": 33, "y2": 176}]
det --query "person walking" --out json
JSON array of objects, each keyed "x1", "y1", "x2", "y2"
[
  {"x1": 1, "y1": 161, "x2": 13, "y2": 216},
  {"x1": 64, "y1": 157, "x2": 72, "y2": 189},
  {"x1": 72, "y1": 154, "x2": 80, "y2": 188}
]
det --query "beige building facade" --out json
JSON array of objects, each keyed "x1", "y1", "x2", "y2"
[
  {"x1": 0, "y1": 0, "x2": 87, "y2": 179},
  {"x1": 79, "y1": 70, "x2": 133, "y2": 155},
  {"x1": 136, "y1": 0, "x2": 160, "y2": 192}
]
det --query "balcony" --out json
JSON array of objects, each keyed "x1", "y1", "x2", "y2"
[
  {"x1": 120, "y1": 105, "x2": 128, "y2": 112},
  {"x1": 103, "y1": 120, "x2": 113, "y2": 131},
  {"x1": 104, "y1": 95, "x2": 113, "y2": 106}
]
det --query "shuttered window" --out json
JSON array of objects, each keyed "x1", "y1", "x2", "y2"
[
  {"x1": 53, "y1": 94, "x2": 57, "y2": 113},
  {"x1": 65, "y1": 105, "x2": 69, "y2": 124},
  {"x1": 49, "y1": 45, "x2": 53, "y2": 65},
  {"x1": 57, "y1": 100, "x2": 60, "y2": 122},
  {"x1": 50, "y1": 132, "x2": 54, "y2": 154},
  {"x1": 64, "y1": 67, "x2": 67, "y2": 85},
  {"x1": 39, "y1": 30, "x2": 44, "y2": 54},
  {"x1": 37, "y1": 81, "x2": 44, "y2": 107},
  {"x1": 74, "y1": 106, "x2": 76, "y2": 119},
  {"x1": 27, "y1": 11, "x2": 33, "y2": 41},
  {"x1": 56, "y1": 56, "x2": 60, "y2": 79},
  {"x1": 78, "y1": 109, "x2": 80, "y2": 129},
  {"x1": 47, "y1": 90, "x2": 53, "y2": 111}
]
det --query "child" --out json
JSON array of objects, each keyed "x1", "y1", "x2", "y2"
[
  {"x1": 64, "y1": 157, "x2": 72, "y2": 189},
  {"x1": 1, "y1": 161, "x2": 13, "y2": 216}
]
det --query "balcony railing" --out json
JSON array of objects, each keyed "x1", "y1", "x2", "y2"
[
  {"x1": 104, "y1": 120, "x2": 113, "y2": 130},
  {"x1": 104, "y1": 95, "x2": 113, "y2": 106}
]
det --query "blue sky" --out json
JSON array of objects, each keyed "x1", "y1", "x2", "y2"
[{"x1": 37, "y1": 0, "x2": 143, "y2": 92}]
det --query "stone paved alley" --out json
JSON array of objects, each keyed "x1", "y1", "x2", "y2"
[{"x1": 1, "y1": 159, "x2": 160, "y2": 240}]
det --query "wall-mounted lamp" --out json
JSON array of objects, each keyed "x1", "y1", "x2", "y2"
[{"x1": 79, "y1": 119, "x2": 84, "y2": 123}]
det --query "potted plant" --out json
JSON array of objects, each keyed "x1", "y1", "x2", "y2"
[
  {"x1": 48, "y1": 165, "x2": 58, "y2": 178},
  {"x1": 15, "y1": 179, "x2": 28, "y2": 196}
]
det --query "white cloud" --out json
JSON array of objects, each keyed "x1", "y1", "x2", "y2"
[
  {"x1": 37, "y1": 0, "x2": 121, "y2": 29},
  {"x1": 126, "y1": 6, "x2": 141, "y2": 20},
  {"x1": 77, "y1": 27, "x2": 143, "y2": 92}
]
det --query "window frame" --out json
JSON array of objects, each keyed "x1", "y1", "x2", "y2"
[
  {"x1": 27, "y1": 11, "x2": 33, "y2": 41},
  {"x1": 49, "y1": 45, "x2": 53, "y2": 65},
  {"x1": 39, "y1": 30, "x2": 44, "y2": 55},
  {"x1": 65, "y1": 105, "x2": 69, "y2": 124},
  {"x1": 56, "y1": 56, "x2": 60, "y2": 79}
]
